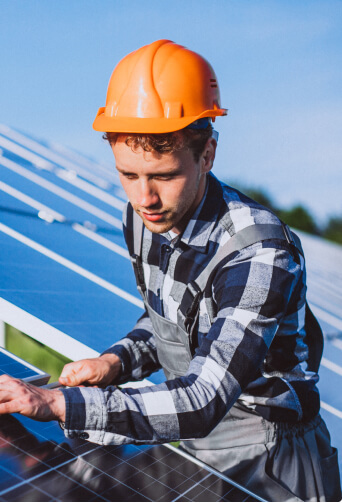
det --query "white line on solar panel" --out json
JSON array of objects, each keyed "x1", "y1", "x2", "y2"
[
  {"x1": 0, "y1": 181, "x2": 129, "y2": 258},
  {"x1": 0, "y1": 135, "x2": 53, "y2": 170},
  {"x1": 55, "y1": 168, "x2": 125, "y2": 211},
  {"x1": 73, "y1": 223, "x2": 129, "y2": 259},
  {"x1": 308, "y1": 276, "x2": 342, "y2": 300},
  {"x1": 0, "y1": 445, "x2": 100, "y2": 497},
  {"x1": 0, "y1": 223, "x2": 143, "y2": 309},
  {"x1": 166, "y1": 443, "x2": 264, "y2": 501},
  {"x1": 0, "y1": 130, "x2": 126, "y2": 212},
  {"x1": 173, "y1": 473, "x2": 212, "y2": 501},
  {"x1": 321, "y1": 401, "x2": 342, "y2": 420},
  {"x1": 0, "y1": 156, "x2": 122, "y2": 229},
  {"x1": 332, "y1": 340, "x2": 342, "y2": 351},
  {"x1": 0, "y1": 299, "x2": 99, "y2": 361},
  {"x1": 309, "y1": 295, "x2": 342, "y2": 322},
  {"x1": 0, "y1": 125, "x2": 113, "y2": 189},
  {"x1": 310, "y1": 303, "x2": 342, "y2": 332},
  {"x1": 321, "y1": 357, "x2": 342, "y2": 376},
  {"x1": 0, "y1": 181, "x2": 66, "y2": 223},
  {"x1": 49, "y1": 138, "x2": 117, "y2": 179}
]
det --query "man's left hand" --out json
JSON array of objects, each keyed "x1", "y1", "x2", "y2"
[{"x1": 0, "y1": 374, "x2": 66, "y2": 422}]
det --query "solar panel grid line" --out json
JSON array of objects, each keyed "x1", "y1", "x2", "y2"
[
  {"x1": 310, "y1": 303, "x2": 342, "y2": 332},
  {"x1": 1, "y1": 179, "x2": 129, "y2": 258},
  {"x1": 333, "y1": 339, "x2": 342, "y2": 351},
  {"x1": 0, "y1": 135, "x2": 127, "y2": 219},
  {"x1": 55, "y1": 168, "x2": 126, "y2": 212},
  {"x1": 165, "y1": 443, "x2": 264, "y2": 501},
  {"x1": 0, "y1": 124, "x2": 119, "y2": 186},
  {"x1": 0, "y1": 181, "x2": 66, "y2": 223},
  {"x1": 0, "y1": 135, "x2": 53, "y2": 171},
  {"x1": 321, "y1": 401, "x2": 342, "y2": 420},
  {"x1": 0, "y1": 446, "x2": 100, "y2": 500},
  {"x1": 72, "y1": 224, "x2": 129, "y2": 259},
  {"x1": 0, "y1": 298, "x2": 99, "y2": 361},
  {"x1": 0, "y1": 414, "x2": 261, "y2": 502},
  {"x1": 0, "y1": 127, "x2": 113, "y2": 190},
  {"x1": 308, "y1": 275, "x2": 342, "y2": 299},
  {"x1": 0, "y1": 223, "x2": 143, "y2": 309},
  {"x1": 321, "y1": 357, "x2": 342, "y2": 376},
  {"x1": 310, "y1": 295, "x2": 342, "y2": 321},
  {"x1": 0, "y1": 156, "x2": 123, "y2": 229}
]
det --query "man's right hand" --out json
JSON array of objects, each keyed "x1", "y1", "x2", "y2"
[{"x1": 59, "y1": 353, "x2": 122, "y2": 388}]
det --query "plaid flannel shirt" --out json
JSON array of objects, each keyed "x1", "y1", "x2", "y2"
[{"x1": 62, "y1": 173, "x2": 320, "y2": 445}]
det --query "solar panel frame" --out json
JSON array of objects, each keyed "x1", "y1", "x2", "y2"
[{"x1": 0, "y1": 347, "x2": 50, "y2": 386}]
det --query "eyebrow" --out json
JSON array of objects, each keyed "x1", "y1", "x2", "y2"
[{"x1": 116, "y1": 166, "x2": 184, "y2": 177}]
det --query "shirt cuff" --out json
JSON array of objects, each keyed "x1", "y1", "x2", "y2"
[{"x1": 60, "y1": 386, "x2": 107, "y2": 444}]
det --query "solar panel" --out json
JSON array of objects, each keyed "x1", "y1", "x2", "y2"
[
  {"x1": 0, "y1": 412, "x2": 261, "y2": 501},
  {"x1": 0, "y1": 347, "x2": 50, "y2": 386},
  {"x1": 1, "y1": 123, "x2": 341, "y2": 495}
]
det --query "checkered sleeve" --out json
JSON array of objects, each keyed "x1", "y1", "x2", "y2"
[{"x1": 61, "y1": 243, "x2": 302, "y2": 445}]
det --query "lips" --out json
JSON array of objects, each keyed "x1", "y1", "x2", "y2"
[{"x1": 141, "y1": 212, "x2": 165, "y2": 222}]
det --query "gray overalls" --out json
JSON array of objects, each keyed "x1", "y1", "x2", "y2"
[{"x1": 130, "y1": 210, "x2": 340, "y2": 502}]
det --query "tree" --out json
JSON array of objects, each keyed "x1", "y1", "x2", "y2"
[
  {"x1": 277, "y1": 205, "x2": 319, "y2": 235},
  {"x1": 322, "y1": 217, "x2": 342, "y2": 245}
]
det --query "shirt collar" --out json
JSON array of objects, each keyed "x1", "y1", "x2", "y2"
[{"x1": 179, "y1": 173, "x2": 223, "y2": 253}]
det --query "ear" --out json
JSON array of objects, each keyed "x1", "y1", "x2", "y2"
[{"x1": 200, "y1": 137, "x2": 217, "y2": 174}]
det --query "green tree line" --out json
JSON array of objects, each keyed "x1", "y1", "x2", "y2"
[{"x1": 232, "y1": 184, "x2": 342, "y2": 245}]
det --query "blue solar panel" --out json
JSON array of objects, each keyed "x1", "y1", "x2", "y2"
[
  {"x1": 1, "y1": 123, "x2": 341, "y2": 491},
  {"x1": 0, "y1": 347, "x2": 49, "y2": 385}
]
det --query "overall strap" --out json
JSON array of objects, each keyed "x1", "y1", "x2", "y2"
[
  {"x1": 196, "y1": 223, "x2": 302, "y2": 292},
  {"x1": 177, "y1": 222, "x2": 302, "y2": 334},
  {"x1": 131, "y1": 210, "x2": 146, "y2": 298}
]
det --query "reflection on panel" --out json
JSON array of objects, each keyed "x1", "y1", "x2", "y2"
[{"x1": 0, "y1": 413, "x2": 260, "y2": 501}]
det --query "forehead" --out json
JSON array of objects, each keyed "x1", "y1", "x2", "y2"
[{"x1": 111, "y1": 138, "x2": 194, "y2": 173}]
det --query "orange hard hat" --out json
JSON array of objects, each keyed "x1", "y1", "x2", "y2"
[{"x1": 93, "y1": 39, "x2": 227, "y2": 134}]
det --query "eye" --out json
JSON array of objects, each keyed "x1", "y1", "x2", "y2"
[
  {"x1": 153, "y1": 175, "x2": 173, "y2": 181},
  {"x1": 120, "y1": 172, "x2": 138, "y2": 180}
]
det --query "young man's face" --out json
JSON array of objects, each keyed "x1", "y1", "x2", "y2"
[{"x1": 111, "y1": 136, "x2": 216, "y2": 234}]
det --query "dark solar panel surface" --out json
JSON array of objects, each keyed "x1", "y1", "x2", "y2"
[{"x1": 0, "y1": 414, "x2": 260, "y2": 502}]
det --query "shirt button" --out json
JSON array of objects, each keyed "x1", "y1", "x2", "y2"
[
  {"x1": 164, "y1": 245, "x2": 172, "y2": 253},
  {"x1": 79, "y1": 432, "x2": 89, "y2": 439}
]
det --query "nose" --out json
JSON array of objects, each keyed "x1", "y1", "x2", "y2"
[{"x1": 137, "y1": 179, "x2": 160, "y2": 208}]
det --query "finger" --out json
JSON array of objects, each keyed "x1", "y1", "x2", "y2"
[
  {"x1": 0, "y1": 399, "x2": 20, "y2": 415},
  {"x1": 59, "y1": 360, "x2": 94, "y2": 386}
]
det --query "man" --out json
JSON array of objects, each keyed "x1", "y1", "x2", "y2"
[{"x1": 0, "y1": 40, "x2": 340, "y2": 501}]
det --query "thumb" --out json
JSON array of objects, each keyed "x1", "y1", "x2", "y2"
[{"x1": 59, "y1": 361, "x2": 88, "y2": 387}]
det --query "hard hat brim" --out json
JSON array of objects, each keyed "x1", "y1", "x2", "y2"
[{"x1": 93, "y1": 108, "x2": 227, "y2": 134}]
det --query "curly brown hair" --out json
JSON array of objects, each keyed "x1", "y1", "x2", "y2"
[{"x1": 103, "y1": 124, "x2": 213, "y2": 163}]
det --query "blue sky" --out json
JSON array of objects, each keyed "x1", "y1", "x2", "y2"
[{"x1": 1, "y1": 0, "x2": 341, "y2": 223}]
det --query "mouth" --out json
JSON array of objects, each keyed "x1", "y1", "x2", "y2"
[{"x1": 141, "y1": 211, "x2": 165, "y2": 222}]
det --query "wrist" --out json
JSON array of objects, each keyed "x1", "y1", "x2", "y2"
[
  {"x1": 50, "y1": 389, "x2": 66, "y2": 422},
  {"x1": 99, "y1": 353, "x2": 122, "y2": 383}
]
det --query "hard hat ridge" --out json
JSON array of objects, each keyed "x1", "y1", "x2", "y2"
[{"x1": 93, "y1": 40, "x2": 227, "y2": 134}]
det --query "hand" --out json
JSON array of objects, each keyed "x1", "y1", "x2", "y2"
[
  {"x1": 0, "y1": 374, "x2": 66, "y2": 422},
  {"x1": 59, "y1": 353, "x2": 122, "y2": 388}
]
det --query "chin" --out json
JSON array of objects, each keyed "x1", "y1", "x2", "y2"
[{"x1": 142, "y1": 219, "x2": 175, "y2": 234}]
